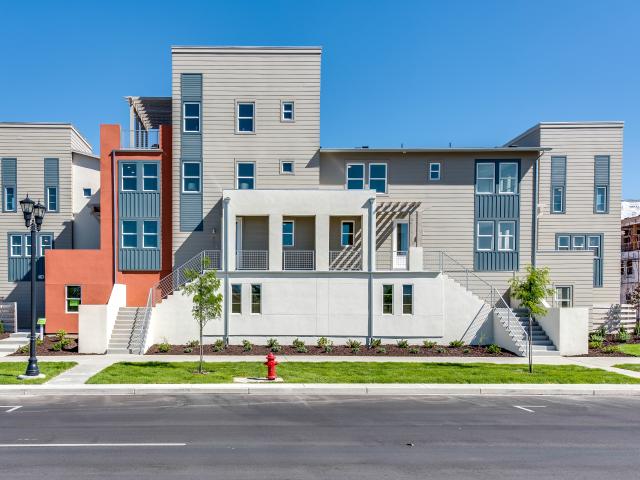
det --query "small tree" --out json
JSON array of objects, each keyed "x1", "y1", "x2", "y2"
[
  {"x1": 508, "y1": 265, "x2": 554, "y2": 372},
  {"x1": 182, "y1": 262, "x2": 223, "y2": 374}
]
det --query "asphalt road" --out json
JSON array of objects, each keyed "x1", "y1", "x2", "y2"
[{"x1": 1, "y1": 394, "x2": 640, "y2": 479}]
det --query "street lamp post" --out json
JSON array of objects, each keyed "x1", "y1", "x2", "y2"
[{"x1": 18, "y1": 196, "x2": 46, "y2": 380}]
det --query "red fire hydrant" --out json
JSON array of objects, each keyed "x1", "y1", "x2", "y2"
[{"x1": 264, "y1": 352, "x2": 278, "y2": 380}]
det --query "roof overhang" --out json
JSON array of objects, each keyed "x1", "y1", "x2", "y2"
[{"x1": 320, "y1": 147, "x2": 551, "y2": 154}]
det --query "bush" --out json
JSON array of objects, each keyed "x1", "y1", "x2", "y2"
[
  {"x1": 186, "y1": 339, "x2": 200, "y2": 348},
  {"x1": 242, "y1": 339, "x2": 253, "y2": 352},
  {"x1": 292, "y1": 338, "x2": 308, "y2": 353},
  {"x1": 346, "y1": 339, "x2": 361, "y2": 354},
  {"x1": 56, "y1": 329, "x2": 67, "y2": 342},
  {"x1": 396, "y1": 339, "x2": 409, "y2": 349},
  {"x1": 486, "y1": 344, "x2": 501, "y2": 355},
  {"x1": 435, "y1": 347, "x2": 446, "y2": 354},
  {"x1": 18, "y1": 344, "x2": 29, "y2": 354},
  {"x1": 408, "y1": 347, "x2": 420, "y2": 354},
  {"x1": 157, "y1": 341, "x2": 171, "y2": 353},
  {"x1": 589, "y1": 332, "x2": 605, "y2": 343},
  {"x1": 423, "y1": 340, "x2": 437, "y2": 349},
  {"x1": 317, "y1": 337, "x2": 334, "y2": 353},
  {"x1": 376, "y1": 347, "x2": 387, "y2": 354},
  {"x1": 370, "y1": 338, "x2": 382, "y2": 348},
  {"x1": 266, "y1": 338, "x2": 281, "y2": 353},
  {"x1": 617, "y1": 326, "x2": 631, "y2": 343},
  {"x1": 212, "y1": 339, "x2": 225, "y2": 352},
  {"x1": 589, "y1": 340, "x2": 603, "y2": 349},
  {"x1": 449, "y1": 339, "x2": 465, "y2": 348},
  {"x1": 183, "y1": 347, "x2": 193, "y2": 353},
  {"x1": 0, "y1": 322, "x2": 4, "y2": 334},
  {"x1": 462, "y1": 348, "x2": 471, "y2": 355},
  {"x1": 36, "y1": 337, "x2": 43, "y2": 346},
  {"x1": 601, "y1": 345, "x2": 620, "y2": 354}
]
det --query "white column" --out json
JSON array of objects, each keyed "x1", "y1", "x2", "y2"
[
  {"x1": 315, "y1": 214, "x2": 330, "y2": 271},
  {"x1": 364, "y1": 198, "x2": 376, "y2": 271},
  {"x1": 269, "y1": 214, "x2": 283, "y2": 271}
]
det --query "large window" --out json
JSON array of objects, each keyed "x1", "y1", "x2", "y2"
[
  {"x1": 382, "y1": 284, "x2": 393, "y2": 314},
  {"x1": 555, "y1": 286, "x2": 572, "y2": 308},
  {"x1": 231, "y1": 284, "x2": 242, "y2": 313},
  {"x1": 402, "y1": 284, "x2": 413, "y2": 314},
  {"x1": 122, "y1": 163, "x2": 137, "y2": 191},
  {"x1": 595, "y1": 186, "x2": 608, "y2": 213},
  {"x1": 498, "y1": 162, "x2": 518, "y2": 194},
  {"x1": 476, "y1": 221, "x2": 494, "y2": 251},
  {"x1": 369, "y1": 163, "x2": 387, "y2": 194},
  {"x1": 121, "y1": 221, "x2": 138, "y2": 248},
  {"x1": 476, "y1": 163, "x2": 495, "y2": 194},
  {"x1": 46, "y1": 186, "x2": 58, "y2": 212},
  {"x1": 497, "y1": 221, "x2": 515, "y2": 251},
  {"x1": 341, "y1": 221, "x2": 354, "y2": 247},
  {"x1": 251, "y1": 284, "x2": 261, "y2": 314},
  {"x1": 182, "y1": 162, "x2": 201, "y2": 193},
  {"x1": 4, "y1": 186, "x2": 15, "y2": 211},
  {"x1": 183, "y1": 102, "x2": 201, "y2": 133},
  {"x1": 346, "y1": 163, "x2": 365, "y2": 190},
  {"x1": 65, "y1": 285, "x2": 82, "y2": 313},
  {"x1": 552, "y1": 186, "x2": 565, "y2": 213},
  {"x1": 281, "y1": 101, "x2": 294, "y2": 122},
  {"x1": 10, "y1": 234, "x2": 22, "y2": 257},
  {"x1": 143, "y1": 221, "x2": 158, "y2": 249},
  {"x1": 282, "y1": 220, "x2": 295, "y2": 247},
  {"x1": 429, "y1": 162, "x2": 440, "y2": 181},
  {"x1": 236, "y1": 162, "x2": 255, "y2": 190},
  {"x1": 237, "y1": 102, "x2": 255, "y2": 133},
  {"x1": 143, "y1": 163, "x2": 158, "y2": 191}
]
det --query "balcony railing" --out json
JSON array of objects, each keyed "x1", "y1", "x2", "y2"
[
  {"x1": 283, "y1": 250, "x2": 315, "y2": 270},
  {"x1": 329, "y1": 248, "x2": 362, "y2": 271},
  {"x1": 120, "y1": 129, "x2": 160, "y2": 150},
  {"x1": 236, "y1": 250, "x2": 268, "y2": 270},
  {"x1": 392, "y1": 250, "x2": 409, "y2": 270}
]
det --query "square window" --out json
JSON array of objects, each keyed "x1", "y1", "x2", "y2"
[
  {"x1": 369, "y1": 163, "x2": 387, "y2": 194},
  {"x1": 476, "y1": 163, "x2": 495, "y2": 194},
  {"x1": 572, "y1": 236, "x2": 585, "y2": 250},
  {"x1": 251, "y1": 284, "x2": 261, "y2": 314},
  {"x1": 402, "y1": 284, "x2": 413, "y2": 314},
  {"x1": 122, "y1": 221, "x2": 138, "y2": 248},
  {"x1": 237, "y1": 102, "x2": 255, "y2": 133},
  {"x1": 557, "y1": 235, "x2": 570, "y2": 251},
  {"x1": 346, "y1": 164, "x2": 365, "y2": 190},
  {"x1": 382, "y1": 284, "x2": 393, "y2": 314},
  {"x1": 182, "y1": 162, "x2": 201, "y2": 193},
  {"x1": 183, "y1": 102, "x2": 200, "y2": 133},
  {"x1": 280, "y1": 161, "x2": 294, "y2": 174},
  {"x1": 231, "y1": 284, "x2": 242, "y2": 313},
  {"x1": 476, "y1": 221, "x2": 494, "y2": 251},
  {"x1": 341, "y1": 221, "x2": 355, "y2": 247},
  {"x1": 143, "y1": 163, "x2": 158, "y2": 191},
  {"x1": 83, "y1": 188, "x2": 92, "y2": 198},
  {"x1": 429, "y1": 162, "x2": 440, "y2": 181},
  {"x1": 498, "y1": 162, "x2": 518, "y2": 194},
  {"x1": 143, "y1": 221, "x2": 158, "y2": 249},
  {"x1": 65, "y1": 285, "x2": 81, "y2": 313},
  {"x1": 122, "y1": 163, "x2": 137, "y2": 191},
  {"x1": 282, "y1": 101, "x2": 294, "y2": 121},
  {"x1": 237, "y1": 162, "x2": 255, "y2": 190},
  {"x1": 282, "y1": 220, "x2": 295, "y2": 247}
]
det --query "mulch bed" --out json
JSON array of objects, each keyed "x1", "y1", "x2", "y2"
[
  {"x1": 580, "y1": 334, "x2": 640, "y2": 357},
  {"x1": 0, "y1": 333, "x2": 9, "y2": 341},
  {"x1": 10, "y1": 335, "x2": 80, "y2": 356},
  {"x1": 147, "y1": 343, "x2": 515, "y2": 357}
]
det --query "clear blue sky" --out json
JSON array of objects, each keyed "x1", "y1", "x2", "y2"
[{"x1": 1, "y1": 0, "x2": 638, "y2": 197}]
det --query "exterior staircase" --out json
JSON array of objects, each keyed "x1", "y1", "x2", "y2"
[
  {"x1": 107, "y1": 307, "x2": 149, "y2": 354},
  {"x1": 494, "y1": 307, "x2": 558, "y2": 356},
  {"x1": 0, "y1": 332, "x2": 29, "y2": 357}
]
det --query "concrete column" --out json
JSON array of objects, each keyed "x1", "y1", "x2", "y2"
[
  {"x1": 225, "y1": 202, "x2": 236, "y2": 271},
  {"x1": 269, "y1": 214, "x2": 283, "y2": 271},
  {"x1": 315, "y1": 214, "x2": 330, "y2": 271}
]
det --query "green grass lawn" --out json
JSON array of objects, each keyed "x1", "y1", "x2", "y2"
[
  {"x1": 0, "y1": 362, "x2": 77, "y2": 385},
  {"x1": 86, "y1": 361, "x2": 640, "y2": 384},
  {"x1": 613, "y1": 363, "x2": 640, "y2": 373},
  {"x1": 617, "y1": 344, "x2": 640, "y2": 356}
]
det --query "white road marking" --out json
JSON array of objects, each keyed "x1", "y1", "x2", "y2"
[
  {"x1": 0, "y1": 443, "x2": 186, "y2": 448},
  {"x1": 0, "y1": 406, "x2": 21, "y2": 413},
  {"x1": 514, "y1": 405, "x2": 547, "y2": 413}
]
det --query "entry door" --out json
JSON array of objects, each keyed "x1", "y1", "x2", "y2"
[{"x1": 392, "y1": 220, "x2": 409, "y2": 269}]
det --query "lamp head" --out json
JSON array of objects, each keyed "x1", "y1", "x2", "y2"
[{"x1": 19, "y1": 196, "x2": 34, "y2": 227}]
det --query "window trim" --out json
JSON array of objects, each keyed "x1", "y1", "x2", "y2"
[
  {"x1": 236, "y1": 161, "x2": 256, "y2": 190},
  {"x1": 595, "y1": 185, "x2": 608, "y2": 214},
  {"x1": 475, "y1": 162, "x2": 496, "y2": 194},
  {"x1": 182, "y1": 101, "x2": 201, "y2": 133},
  {"x1": 231, "y1": 284, "x2": 242, "y2": 314},
  {"x1": 121, "y1": 220, "x2": 138, "y2": 249},
  {"x1": 82, "y1": 188, "x2": 92, "y2": 198},
  {"x1": 557, "y1": 235, "x2": 570, "y2": 251},
  {"x1": 9, "y1": 234, "x2": 22, "y2": 257},
  {"x1": 572, "y1": 235, "x2": 585, "y2": 250},
  {"x1": 282, "y1": 220, "x2": 295, "y2": 248},
  {"x1": 46, "y1": 186, "x2": 58, "y2": 212},
  {"x1": 142, "y1": 163, "x2": 159, "y2": 192},
  {"x1": 65, "y1": 285, "x2": 82, "y2": 314},
  {"x1": 402, "y1": 284, "x2": 413, "y2": 315},
  {"x1": 382, "y1": 284, "x2": 394, "y2": 315},
  {"x1": 429, "y1": 162, "x2": 441, "y2": 181},
  {"x1": 182, "y1": 162, "x2": 202, "y2": 194},
  {"x1": 280, "y1": 160, "x2": 295, "y2": 175},
  {"x1": 281, "y1": 101, "x2": 295, "y2": 122},
  {"x1": 39, "y1": 234, "x2": 53, "y2": 257},
  {"x1": 121, "y1": 163, "x2": 138, "y2": 192},
  {"x1": 250, "y1": 283, "x2": 262, "y2": 315},
  {"x1": 236, "y1": 101, "x2": 256, "y2": 134},
  {"x1": 552, "y1": 185, "x2": 565, "y2": 214},
  {"x1": 142, "y1": 220, "x2": 159, "y2": 249},
  {"x1": 476, "y1": 221, "x2": 495, "y2": 251},
  {"x1": 555, "y1": 285, "x2": 573, "y2": 308},
  {"x1": 4, "y1": 185, "x2": 15, "y2": 212},
  {"x1": 498, "y1": 162, "x2": 518, "y2": 194},
  {"x1": 368, "y1": 163, "x2": 388, "y2": 195},
  {"x1": 497, "y1": 221, "x2": 515, "y2": 252},
  {"x1": 341, "y1": 221, "x2": 355, "y2": 247},
  {"x1": 345, "y1": 163, "x2": 365, "y2": 190}
]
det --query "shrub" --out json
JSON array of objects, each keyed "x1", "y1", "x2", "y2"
[
  {"x1": 396, "y1": 339, "x2": 409, "y2": 349},
  {"x1": 36, "y1": 337, "x2": 43, "y2": 346},
  {"x1": 601, "y1": 345, "x2": 620, "y2": 354},
  {"x1": 266, "y1": 338, "x2": 281, "y2": 353},
  {"x1": 346, "y1": 339, "x2": 361, "y2": 353},
  {"x1": 242, "y1": 339, "x2": 253, "y2": 352},
  {"x1": 18, "y1": 344, "x2": 29, "y2": 354},
  {"x1": 617, "y1": 326, "x2": 631, "y2": 343},
  {"x1": 56, "y1": 329, "x2": 67, "y2": 342},
  {"x1": 370, "y1": 338, "x2": 382, "y2": 348},
  {"x1": 376, "y1": 347, "x2": 387, "y2": 354},
  {"x1": 183, "y1": 347, "x2": 193, "y2": 354},
  {"x1": 423, "y1": 340, "x2": 437, "y2": 349},
  {"x1": 157, "y1": 340, "x2": 171, "y2": 353},
  {"x1": 317, "y1": 337, "x2": 330, "y2": 348},
  {"x1": 589, "y1": 332, "x2": 605, "y2": 343},
  {"x1": 212, "y1": 339, "x2": 225, "y2": 352},
  {"x1": 486, "y1": 344, "x2": 501, "y2": 355},
  {"x1": 317, "y1": 337, "x2": 334, "y2": 353},
  {"x1": 0, "y1": 322, "x2": 4, "y2": 334},
  {"x1": 408, "y1": 347, "x2": 420, "y2": 354},
  {"x1": 292, "y1": 338, "x2": 308, "y2": 353},
  {"x1": 589, "y1": 340, "x2": 603, "y2": 349},
  {"x1": 449, "y1": 339, "x2": 465, "y2": 348},
  {"x1": 435, "y1": 347, "x2": 446, "y2": 354},
  {"x1": 186, "y1": 339, "x2": 200, "y2": 348},
  {"x1": 462, "y1": 348, "x2": 471, "y2": 355}
]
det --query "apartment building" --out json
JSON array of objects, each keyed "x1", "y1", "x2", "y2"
[
  {"x1": 621, "y1": 215, "x2": 640, "y2": 305},
  {"x1": 41, "y1": 46, "x2": 623, "y2": 356}
]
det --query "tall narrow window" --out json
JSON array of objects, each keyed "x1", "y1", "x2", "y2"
[
  {"x1": 369, "y1": 163, "x2": 387, "y2": 194},
  {"x1": 237, "y1": 102, "x2": 255, "y2": 133},
  {"x1": 236, "y1": 163, "x2": 255, "y2": 190},
  {"x1": 382, "y1": 284, "x2": 393, "y2": 314},
  {"x1": 1, "y1": 158, "x2": 17, "y2": 213},
  {"x1": 402, "y1": 284, "x2": 413, "y2": 314},
  {"x1": 182, "y1": 162, "x2": 201, "y2": 193},
  {"x1": 341, "y1": 221, "x2": 354, "y2": 247},
  {"x1": 595, "y1": 186, "x2": 608, "y2": 213},
  {"x1": 251, "y1": 284, "x2": 261, "y2": 314},
  {"x1": 550, "y1": 156, "x2": 566, "y2": 214},
  {"x1": 25, "y1": 234, "x2": 32, "y2": 257},
  {"x1": 498, "y1": 162, "x2": 518, "y2": 194},
  {"x1": 122, "y1": 221, "x2": 138, "y2": 248},
  {"x1": 10, "y1": 234, "x2": 22, "y2": 257},
  {"x1": 65, "y1": 285, "x2": 82, "y2": 313},
  {"x1": 46, "y1": 186, "x2": 58, "y2": 212},
  {"x1": 143, "y1": 163, "x2": 158, "y2": 191},
  {"x1": 552, "y1": 186, "x2": 564, "y2": 213},
  {"x1": 183, "y1": 102, "x2": 201, "y2": 133},
  {"x1": 429, "y1": 162, "x2": 440, "y2": 181},
  {"x1": 281, "y1": 101, "x2": 294, "y2": 122},
  {"x1": 476, "y1": 163, "x2": 495, "y2": 194},
  {"x1": 231, "y1": 284, "x2": 242, "y2": 313},
  {"x1": 555, "y1": 286, "x2": 572, "y2": 308},
  {"x1": 497, "y1": 221, "x2": 515, "y2": 251},
  {"x1": 143, "y1": 221, "x2": 158, "y2": 248},
  {"x1": 39, "y1": 234, "x2": 52, "y2": 257},
  {"x1": 122, "y1": 163, "x2": 137, "y2": 191},
  {"x1": 594, "y1": 155, "x2": 610, "y2": 213},
  {"x1": 4, "y1": 186, "x2": 15, "y2": 212},
  {"x1": 476, "y1": 221, "x2": 494, "y2": 251},
  {"x1": 282, "y1": 220, "x2": 295, "y2": 247},
  {"x1": 557, "y1": 235, "x2": 570, "y2": 250},
  {"x1": 346, "y1": 164, "x2": 365, "y2": 190}
]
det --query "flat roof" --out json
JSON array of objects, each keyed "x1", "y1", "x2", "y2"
[
  {"x1": 0, "y1": 122, "x2": 92, "y2": 151},
  {"x1": 172, "y1": 45, "x2": 322, "y2": 54},
  {"x1": 320, "y1": 146, "x2": 551, "y2": 154}
]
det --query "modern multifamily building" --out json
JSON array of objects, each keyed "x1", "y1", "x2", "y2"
[
  {"x1": 1, "y1": 46, "x2": 623, "y2": 355},
  {"x1": 621, "y1": 215, "x2": 640, "y2": 308}
]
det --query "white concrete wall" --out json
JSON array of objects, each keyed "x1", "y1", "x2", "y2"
[
  {"x1": 78, "y1": 284, "x2": 126, "y2": 353},
  {"x1": 537, "y1": 307, "x2": 589, "y2": 356},
  {"x1": 71, "y1": 152, "x2": 100, "y2": 249}
]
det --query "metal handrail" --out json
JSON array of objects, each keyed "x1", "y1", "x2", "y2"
[{"x1": 283, "y1": 250, "x2": 315, "y2": 270}]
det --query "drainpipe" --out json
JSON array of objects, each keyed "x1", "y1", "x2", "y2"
[
  {"x1": 367, "y1": 197, "x2": 375, "y2": 347},
  {"x1": 111, "y1": 151, "x2": 117, "y2": 284},
  {"x1": 531, "y1": 152, "x2": 543, "y2": 267},
  {"x1": 223, "y1": 197, "x2": 230, "y2": 345}
]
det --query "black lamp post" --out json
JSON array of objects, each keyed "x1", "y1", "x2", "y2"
[{"x1": 18, "y1": 195, "x2": 46, "y2": 379}]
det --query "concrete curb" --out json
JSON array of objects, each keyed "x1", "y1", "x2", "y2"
[{"x1": 2, "y1": 383, "x2": 640, "y2": 397}]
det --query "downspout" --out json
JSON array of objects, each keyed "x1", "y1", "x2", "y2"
[
  {"x1": 111, "y1": 151, "x2": 117, "y2": 284},
  {"x1": 367, "y1": 197, "x2": 375, "y2": 347},
  {"x1": 531, "y1": 151, "x2": 544, "y2": 267},
  {"x1": 223, "y1": 196, "x2": 230, "y2": 345}
]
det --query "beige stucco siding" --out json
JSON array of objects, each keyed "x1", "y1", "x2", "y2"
[{"x1": 283, "y1": 216, "x2": 315, "y2": 251}]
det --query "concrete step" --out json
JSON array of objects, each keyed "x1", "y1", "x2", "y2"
[
  {"x1": 531, "y1": 340, "x2": 553, "y2": 346},
  {"x1": 106, "y1": 348, "x2": 131, "y2": 354},
  {"x1": 532, "y1": 345, "x2": 558, "y2": 351},
  {"x1": 531, "y1": 350, "x2": 561, "y2": 356}
]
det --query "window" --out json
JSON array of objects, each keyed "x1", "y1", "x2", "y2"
[
  {"x1": 143, "y1": 163, "x2": 158, "y2": 191},
  {"x1": 143, "y1": 221, "x2": 158, "y2": 249},
  {"x1": 402, "y1": 284, "x2": 413, "y2": 314},
  {"x1": 4, "y1": 186, "x2": 15, "y2": 211},
  {"x1": 121, "y1": 221, "x2": 138, "y2": 248},
  {"x1": 572, "y1": 236, "x2": 585, "y2": 250},
  {"x1": 498, "y1": 162, "x2": 518, "y2": 194},
  {"x1": 429, "y1": 162, "x2": 440, "y2": 181},
  {"x1": 382, "y1": 285, "x2": 393, "y2": 314},
  {"x1": 626, "y1": 260, "x2": 633, "y2": 276},
  {"x1": 122, "y1": 163, "x2": 137, "y2": 191},
  {"x1": 280, "y1": 161, "x2": 294, "y2": 174},
  {"x1": 552, "y1": 186, "x2": 564, "y2": 213},
  {"x1": 237, "y1": 162, "x2": 255, "y2": 190},
  {"x1": 498, "y1": 221, "x2": 515, "y2": 251},
  {"x1": 237, "y1": 102, "x2": 255, "y2": 133},
  {"x1": 182, "y1": 162, "x2": 201, "y2": 193},
  {"x1": 183, "y1": 102, "x2": 200, "y2": 133},
  {"x1": 346, "y1": 163, "x2": 365, "y2": 190},
  {"x1": 39, "y1": 234, "x2": 52, "y2": 257},
  {"x1": 595, "y1": 186, "x2": 608, "y2": 213},
  {"x1": 231, "y1": 284, "x2": 242, "y2": 313},
  {"x1": 369, "y1": 163, "x2": 387, "y2": 194},
  {"x1": 282, "y1": 220, "x2": 295, "y2": 247},
  {"x1": 281, "y1": 101, "x2": 294, "y2": 122},
  {"x1": 557, "y1": 235, "x2": 570, "y2": 251},
  {"x1": 10, "y1": 234, "x2": 22, "y2": 257},
  {"x1": 82, "y1": 188, "x2": 92, "y2": 198},
  {"x1": 476, "y1": 221, "x2": 494, "y2": 251},
  {"x1": 251, "y1": 284, "x2": 261, "y2": 314},
  {"x1": 476, "y1": 163, "x2": 495, "y2": 194},
  {"x1": 65, "y1": 285, "x2": 82, "y2": 313},
  {"x1": 587, "y1": 235, "x2": 601, "y2": 258},
  {"x1": 46, "y1": 186, "x2": 58, "y2": 212},
  {"x1": 555, "y1": 286, "x2": 572, "y2": 308},
  {"x1": 341, "y1": 221, "x2": 354, "y2": 247},
  {"x1": 25, "y1": 235, "x2": 31, "y2": 257}
]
